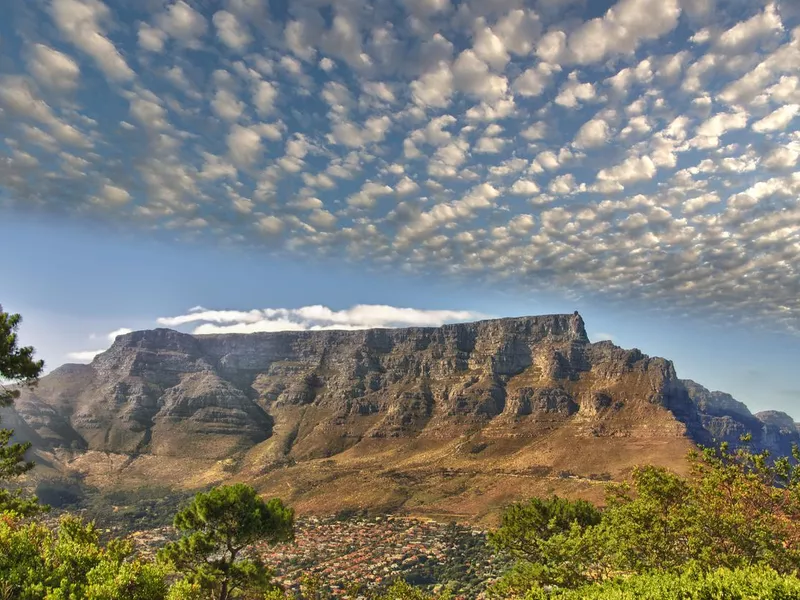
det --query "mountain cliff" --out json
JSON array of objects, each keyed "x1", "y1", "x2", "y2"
[
  {"x1": 3, "y1": 313, "x2": 786, "y2": 520},
  {"x1": 681, "y1": 379, "x2": 800, "y2": 457}
]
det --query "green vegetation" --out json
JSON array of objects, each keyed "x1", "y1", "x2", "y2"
[
  {"x1": 158, "y1": 484, "x2": 294, "y2": 600},
  {"x1": 0, "y1": 305, "x2": 46, "y2": 517},
  {"x1": 524, "y1": 567, "x2": 800, "y2": 600},
  {"x1": 0, "y1": 513, "x2": 168, "y2": 600},
  {"x1": 489, "y1": 438, "x2": 800, "y2": 597}
]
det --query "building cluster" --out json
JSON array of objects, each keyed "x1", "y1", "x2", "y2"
[
  {"x1": 122, "y1": 515, "x2": 504, "y2": 597},
  {"x1": 257, "y1": 515, "x2": 501, "y2": 597}
]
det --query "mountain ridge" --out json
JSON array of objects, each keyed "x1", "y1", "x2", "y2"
[{"x1": 4, "y1": 312, "x2": 796, "y2": 521}]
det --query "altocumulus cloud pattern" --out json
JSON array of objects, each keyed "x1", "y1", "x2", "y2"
[{"x1": 1, "y1": 0, "x2": 799, "y2": 331}]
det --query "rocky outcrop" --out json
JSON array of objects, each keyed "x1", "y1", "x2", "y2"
[
  {"x1": 682, "y1": 380, "x2": 800, "y2": 456},
  {"x1": 7, "y1": 313, "x2": 716, "y2": 463}
]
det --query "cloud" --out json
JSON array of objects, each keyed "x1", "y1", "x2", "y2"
[
  {"x1": 107, "y1": 327, "x2": 132, "y2": 341},
  {"x1": 573, "y1": 118, "x2": 610, "y2": 148},
  {"x1": 66, "y1": 349, "x2": 105, "y2": 362},
  {"x1": 752, "y1": 104, "x2": 799, "y2": 133},
  {"x1": 155, "y1": 1, "x2": 207, "y2": 48},
  {"x1": 4, "y1": 0, "x2": 800, "y2": 337},
  {"x1": 50, "y1": 0, "x2": 135, "y2": 81},
  {"x1": 26, "y1": 44, "x2": 80, "y2": 91},
  {"x1": 567, "y1": 0, "x2": 681, "y2": 65},
  {"x1": 213, "y1": 10, "x2": 251, "y2": 51},
  {"x1": 66, "y1": 327, "x2": 132, "y2": 362},
  {"x1": 157, "y1": 304, "x2": 489, "y2": 334},
  {"x1": 227, "y1": 124, "x2": 262, "y2": 167},
  {"x1": 591, "y1": 331, "x2": 615, "y2": 342}
]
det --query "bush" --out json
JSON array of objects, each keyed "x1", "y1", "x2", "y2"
[
  {"x1": 524, "y1": 566, "x2": 800, "y2": 599},
  {"x1": 490, "y1": 441, "x2": 800, "y2": 595}
]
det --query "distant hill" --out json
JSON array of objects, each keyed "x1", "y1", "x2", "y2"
[
  {"x1": 3, "y1": 312, "x2": 793, "y2": 522},
  {"x1": 681, "y1": 379, "x2": 800, "y2": 457}
]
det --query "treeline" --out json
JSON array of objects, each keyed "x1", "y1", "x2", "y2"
[
  {"x1": 5, "y1": 307, "x2": 800, "y2": 598},
  {"x1": 487, "y1": 439, "x2": 800, "y2": 598}
]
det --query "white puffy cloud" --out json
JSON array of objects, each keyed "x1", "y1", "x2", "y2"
[
  {"x1": 555, "y1": 73, "x2": 597, "y2": 108},
  {"x1": 98, "y1": 184, "x2": 131, "y2": 205},
  {"x1": 472, "y1": 24, "x2": 510, "y2": 70},
  {"x1": 714, "y1": 2, "x2": 783, "y2": 55},
  {"x1": 6, "y1": 0, "x2": 800, "y2": 337},
  {"x1": 494, "y1": 9, "x2": 542, "y2": 56},
  {"x1": 308, "y1": 208, "x2": 337, "y2": 229},
  {"x1": 212, "y1": 89, "x2": 245, "y2": 121},
  {"x1": 474, "y1": 136, "x2": 506, "y2": 153},
  {"x1": 597, "y1": 155, "x2": 657, "y2": 187},
  {"x1": 762, "y1": 146, "x2": 799, "y2": 170},
  {"x1": 66, "y1": 327, "x2": 133, "y2": 362},
  {"x1": 138, "y1": 23, "x2": 166, "y2": 52},
  {"x1": 213, "y1": 10, "x2": 252, "y2": 51},
  {"x1": 347, "y1": 181, "x2": 394, "y2": 209},
  {"x1": 66, "y1": 349, "x2": 106, "y2": 362},
  {"x1": 752, "y1": 104, "x2": 799, "y2": 133},
  {"x1": 0, "y1": 76, "x2": 93, "y2": 147},
  {"x1": 27, "y1": 44, "x2": 80, "y2": 91},
  {"x1": 227, "y1": 124, "x2": 262, "y2": 167},
  {"x1": 568, "y1": 0, "x2": 681, "y2": 65},
  {"x1": 513, "y1": 63, "x2": 557, "y2": 97},
  {"x1": 411, "y1": 61, "x2": 453, "y2": 108},
  {"x1": 256, "y1": 215, "x2": 284, "y2": 235},
  {"x1": 521, "y1": 121, "x2": 548, "y2": 140},
  {"x1": 573, "y1": 118, "x2": 610, "y2": 148},
  {"x1": 50, "y1": 0, "x2": 134, "y2": 81},
  {"x1": 452, "y1": 50, "x2": 508, "y2": 101},
  {"x1": 156, "y1": 1, "x2": 207, "y2": 48},
  {"x1": 404, "y1": 0, "x2": 450, "y2": 18},
  {"x1": 252, "y1": 80, "x2": 278, "y2": 116},
  {"x1": 158, "y1": 304, "x2": 486, "y2": 334},
  {"x1": 697, "y1": 111, "x2": 749, "y2": 137},
  {"x1": 510, "y1": 179, "x2": 540, "y2": 194}
]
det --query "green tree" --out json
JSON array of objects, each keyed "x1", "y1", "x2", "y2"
[
  {"x1": 0, "y1": 305, "x2": 46, "y2": 516},
  {"x1": 594, "y1": 465, "x2": 695, "y2": 574},
  {"x1": 488, "y1": 496, "x2": 603, "y2": 596},
  {"x1": 685, "y1": 439, "x2": 800, "y2": 571},
  {"x1": 489, "y1": 496, "x2": 601, "y2": 563},
  {"x1": 0, "y1": 512, "x2": 168, "y2": 599},
  {"x1": 158, "y1": 483, "x2": 294, "y2": 600},
  {"x1": 490, "y1": 440, "x2": 800, "y2": 596}
]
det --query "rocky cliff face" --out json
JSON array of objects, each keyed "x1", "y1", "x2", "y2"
[
  {"x1": 8, "y1": 313, "x2": 784, "y2": 518},
  {"x1": 12, "y1": 313, "x2": 708, "y2": 459},
  {"x1": 682, "y1": 379, "x2": 800, "y2": 456}
]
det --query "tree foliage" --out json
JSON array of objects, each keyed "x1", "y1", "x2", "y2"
[
  {"x1": 0, "y1": 512, "x2": 168, "y2": 600},
  {"x1": 490, "y1": 440, "x2": 800, "y2": 597},
  {"x1": 0, "y1": 305, "x2": 46, "y2": 516},
  {"x1": 523, "y1": 566, "x2": 800, "y2": 600},
  {"x1": 158, "y1": 483, "x2": 294, "y2": 600},
  {"x1": 489, "y1": 496, "x2": 601, "y2": 564},
  {"x1": 0, "y1": 306, "x2": 44, "y2": 407}
]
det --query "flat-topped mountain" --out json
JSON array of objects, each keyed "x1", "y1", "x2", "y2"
[{"x1": 4, "y1": 313, "x2": 790, "y2": 520}]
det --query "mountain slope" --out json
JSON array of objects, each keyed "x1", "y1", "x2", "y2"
[
  {"x1": 682, "y1": 379, "x2": 800, "y2": 457},
  {"x1": 6, "y1": 312, "x2": 779, "y2": 520}
]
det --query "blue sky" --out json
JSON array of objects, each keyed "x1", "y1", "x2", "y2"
[{"x1": 1, "y1": 0, "x2": 799, "y2": 417}]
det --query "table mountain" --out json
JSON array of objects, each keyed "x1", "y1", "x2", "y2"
[{"x1": 3, "y1": 313, "x2": 788, "y2": 520}]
